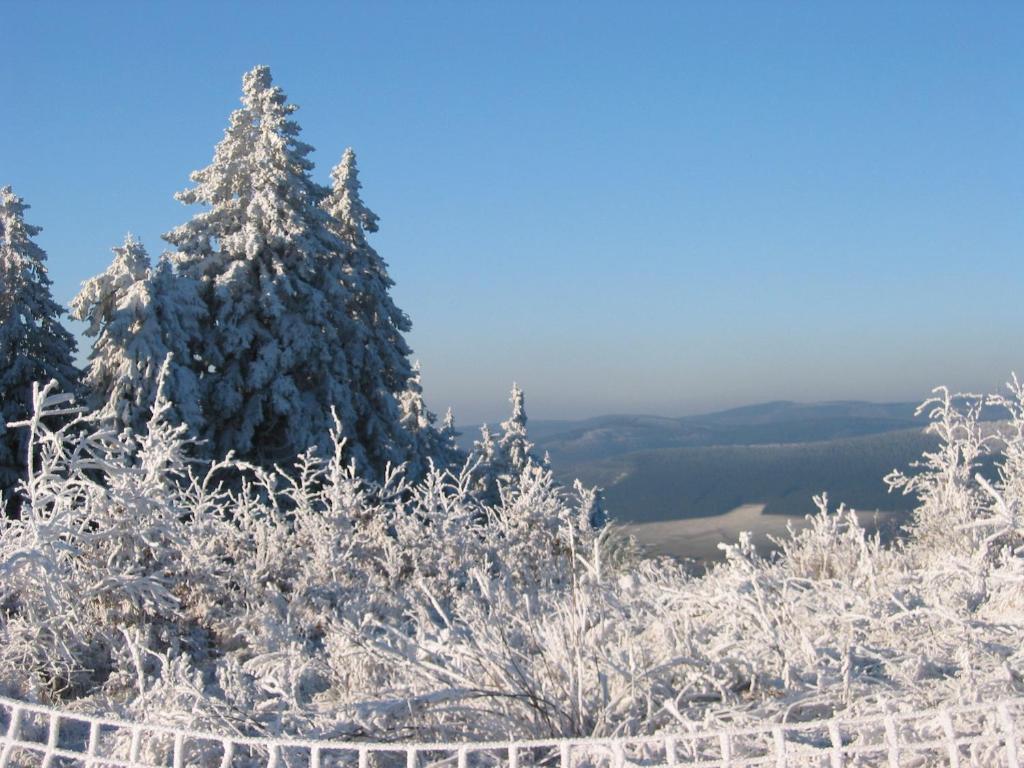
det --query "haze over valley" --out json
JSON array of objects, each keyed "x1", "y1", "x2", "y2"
[{"x1": 463, "y1": 399, "x2": 1004, "y2": 560}]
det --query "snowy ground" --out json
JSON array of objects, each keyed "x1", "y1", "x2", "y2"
[
  {"x1": 1, "y1": 380, "x2": 1021, "y2": 744},
  {"x1": 620, "y1": 503, "x2": 909, "y2": 562}
]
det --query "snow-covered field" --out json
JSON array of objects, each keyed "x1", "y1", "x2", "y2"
[
  {"x1": 622, "y1": 503, "x2": 908, "y2": 562},
  {"x1": 0, "y1": 377, "x2": 1022, "y2": 754},
  {"x1": 2, "y1": 65, "x2": 1022, "y2": 762}
]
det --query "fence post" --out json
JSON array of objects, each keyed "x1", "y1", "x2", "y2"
[
  {"x1": 938, "y1": 708, "x2": 960, "y2": 768},
  {"x1": 41, "y1": 711, "x2": 59, "y2": 768},
  {"x1": 0, "y1": 706, "x2": 22, "y2": 768},
  {"x1": 220, "y1": 738, "x2": 234, "y2": 768},
  {"x1": 1000, "y1": 703, "x2": 1020, "y2": 768},
  {"x1": 828, "y1": 721, "x2": 844, "y2": 768},
  {"x1": 128, "y1": 725, "x2": 142, "y2": 767},
  {"x1": 173, "y1": 732, "x2": 185, "y2": 768},
  {"x1": 884, "y1": 715, "x2": 899, "y2": 767},
  {"x1": 86, "y1": 720, "x2": 101, "y2": 768},
  {"x1": 772, "y1": 726, "x2": 786, "y2": 768},
  {"x1": 719, "y1": 732, "x2": 732, "y2": 767},
  {"x1": 664, "y1": 735, "x2": 676, "y2": 767}
]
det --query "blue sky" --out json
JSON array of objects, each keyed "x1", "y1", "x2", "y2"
[{"x1": 4, "y1": 2, "x2": 1023, "y2": 423}]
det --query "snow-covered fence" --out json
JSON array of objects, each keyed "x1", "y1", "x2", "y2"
[{"x1": 0, "y1": 695, "x2": 1021, "y2": 768}]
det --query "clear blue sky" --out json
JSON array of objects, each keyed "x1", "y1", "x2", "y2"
[{"x1": 4, "y1": 2, "x2": 1023, "y2": 423}]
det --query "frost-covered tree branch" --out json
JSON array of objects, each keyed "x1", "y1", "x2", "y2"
[{"x1": 0, "y1": 374, "x2": 1022, "y2": 744}]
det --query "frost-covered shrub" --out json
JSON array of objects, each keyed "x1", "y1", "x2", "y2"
[{"x1": 0, "y1": 375, "x2": 1023, "y2": 745}]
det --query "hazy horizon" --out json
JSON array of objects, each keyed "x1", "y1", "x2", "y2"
[
  {"x1": 5, "y1": 2, "x2": 1023, "y2": 424},
  {"x1": 452, "y1": 384, "x2": 1013, "y2": 427}
]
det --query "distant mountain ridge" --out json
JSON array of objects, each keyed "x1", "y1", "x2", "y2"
[
  {"x1": 457, "y1": 399, "x2": 1001, "y2": 527},
  {"x1": 561, "y1": 428, "x2": 943, "y2": 523},
  {"x1": 460, "y1": 399, "x2": 929, "y2": 463}
]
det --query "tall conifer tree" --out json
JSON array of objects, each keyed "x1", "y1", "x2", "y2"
[
  {"x1": 322, "y1": 148, "x2": 420, "y2": 474},
  {"x1": 499, "y1": 382, "x2": 537, "y2": 475},
  {"x1": 397, "y1": 364, "x2": 463, "y2": 478},
  {"x1": 164, "y1": 66, "x2": 362, "y2": 466},
  {"x1": 0, "y1": 187, "x2": 79, "y2": 509},
  {"x1": 72, "y1": 236, "x2": 204, "y2": 437}
]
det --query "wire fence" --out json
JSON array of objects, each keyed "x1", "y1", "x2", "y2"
[{"x1": 0, "y1": 694, "x2": 1020, "y2": 768}]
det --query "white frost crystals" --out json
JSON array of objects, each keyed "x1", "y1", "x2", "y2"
[
  {"x1": 0, "y1": 374, "x2": 1022, "y2": 747},
  {"x1": 0, "y1": 186, "x2": 79, "y2": 514},
  {"x1": 71, "y1": 236, "x2": 204, "y2": 440},
  {"x1": 71, "y1": 66, "x2": 451, "y2": 480},
  {"x1": 1, "y1": 64, "x2": 1023, "y2": 759}
]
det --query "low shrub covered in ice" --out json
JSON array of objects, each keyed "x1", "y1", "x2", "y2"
[{"x1": 1, "y1": 370, "x2": 1022, "y2": 744}]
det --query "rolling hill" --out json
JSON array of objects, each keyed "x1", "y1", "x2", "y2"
[{"x1": 459, "y1": 400, "x2": 1004, "y2": 561}]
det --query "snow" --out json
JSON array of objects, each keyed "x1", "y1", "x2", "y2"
[
  {"x1": 0, "y1": 374, "x2": 1022, "y2": 745},
  {"x1": 1, "y1": 66, "x2": 1021, "y2": 753},
  {"x1": 621, "y1": 503, "x2": 908, "y2": 561},
  {"x1": 71, "y1": 237, "x2": 204, "y2": 438},
  {"x1": 0, "y1": 186, "x2": 79, "y2": 514}
]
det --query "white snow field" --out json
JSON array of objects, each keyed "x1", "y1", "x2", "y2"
[
  {"x1": 1, "y1": 375, "x2": 1024, "y2": 765},
  {"x1": 2, "y1": 65, "x2": 1023, "y2": 765},
  {"x1": 621, "y1": 504, "x2": 907, "y2": 562}
]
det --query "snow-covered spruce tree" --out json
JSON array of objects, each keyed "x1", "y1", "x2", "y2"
[
  {"x1": 71, "y1": 236, "x2": 204, "y2": 438},
  {"x1": 0, "y1": 186, "x2": 78, "y2": 512},
  {"x1": 322, "y1": 148, "x2": 438, "y2": 476},
  {"x1": 439, "y1": 406, "x2": 462, "y2": 462},
  {"x1": 470, "y1": 422, "x2": 500, "y2": 501},
  {"x1": 163, "y1": 66, "x2": 364, "y2": 467},
  {"x1": 397, "y1": 363, "x2": 462, "y2": 479},
  {"x1": 499, "y1": 382, "x2": 540, "y2": 476},
  {"x1": 471, "y1": 383, "x2": 546, "y2": 499},
  {"x1": 467, "y1": 383, "x2": 609, "y2": 529}
]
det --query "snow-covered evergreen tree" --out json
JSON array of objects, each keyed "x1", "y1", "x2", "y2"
[
  {"x1": 322, "y1": 148, "x2": 420, "y2": 475},
  {"x1": 163, "y1": 65, "x2": 361, "y2": 466},
  {"x1": 397, "y1": 364, "x2": 462, "y2": 479},
  {"x1": 469, "y1": 384, "x2": 547, "y2": 502},
  {"x1": 145, "y1": 257, "x2": 205, "y2": 432},
  {"x1": 470, "y1": 423, "x2": 501, "y2": 501},
  {"x1": 439, "y1": 407, "x2": 462, "y2": 464},
  {"x1": 71, "y1": 236, "x2": 204, "y2": 437},
  {"x1": 0, "y1": 186, "x2": 79, "y2": 511},
  {"x1": 498, "y1": 382, "x2": 538, "y2": 475}
]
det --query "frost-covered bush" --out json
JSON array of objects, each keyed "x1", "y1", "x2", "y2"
[{"x1": 1, "y1": 375, "x2": 1023, "y2": 746}]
